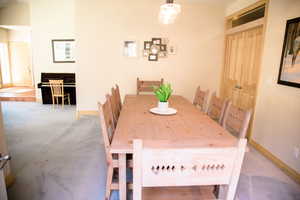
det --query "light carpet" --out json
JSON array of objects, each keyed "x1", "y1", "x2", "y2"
[{"x1": 1, "y1": 102, "x2": 299, "y2": 200}]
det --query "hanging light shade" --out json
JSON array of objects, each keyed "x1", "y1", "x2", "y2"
[{"x1": 159, "y1": 0, "x2": 181, "y2": 24}]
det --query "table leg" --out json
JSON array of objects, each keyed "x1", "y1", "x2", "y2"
[{"x1": 119, "y1": 153, "x2": 127, "y2": 200}]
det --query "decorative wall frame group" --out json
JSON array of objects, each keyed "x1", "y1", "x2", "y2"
[{"x1": 143, "y1": 38, "x2": 168, "y2": 61}]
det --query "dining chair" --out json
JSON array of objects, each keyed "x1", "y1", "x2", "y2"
[
  {"x1": 222, "y1": 102, "x2": 252, "y2": 139},
  {"x1": 107, "y1": 92, "x2": 119, "y2": 127},
  {"x1": 193, "y1": 86, "x2": 209, "y2": 112},
  {"x1": 133, "y1": 139, "x2": 247, "y2": 200},
  {"x1": 49, "y1": 80, "x2": 70, "y2": 108},
  {"x1": 98, "y1": 99, "x2": 132, "y2": 200},
  {"x1": 207, "y1": 92, "x2": 228, "y2": 124},
  {"x1": 137, "y1": 78, "x2": 164, "y2": 95},
  {"x1": 115, "y1": 84, "x2": 122, "y2": 111}
]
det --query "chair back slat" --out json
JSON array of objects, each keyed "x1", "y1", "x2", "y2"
[
  {"x1": 137, "y1": 78, "x2": 163, "y2": 95},
  {"x1": 107, "y1": 93, "x2": 118, "y2": 127},
  {"x1": 207, "y1": 92, "x2": 227, "y2": 124},
  {"x1": 133, "y1": 139, "x2": 247, "y2": 200},
  {"x1": 98, "y1": 99, "x2": 115, "y2": 162},
  {"x1": 115, "y1": 84, "x2": 122, "y2": 111},
  {"x1": 49, "y1": 80, "x2": 64, "y2": 97},
  {"x1": 222, "y1": 102, "x2": 252, "y2": 138},
  {"x1": 193, "y1": 86, "x2": 209, "y2": 112}
]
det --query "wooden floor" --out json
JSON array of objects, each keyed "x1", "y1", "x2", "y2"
[{"x1": 0, "y1": 87, "x2": 36, "y2": 102}]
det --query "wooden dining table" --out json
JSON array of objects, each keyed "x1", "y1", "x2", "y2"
[{"x1": 110, "y1": 95, "x2": 237, "y2": 200}]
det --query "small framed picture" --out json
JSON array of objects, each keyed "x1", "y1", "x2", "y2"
[
  {"x1": 52, "y1": 39, "x2": 75, "y2": 63},
  {"x1": 148, "y1": 54, "x2": 158, "y2": 61},
  {"x1": 159, "y1": 51, "x2": 167, "y2": 58},
  {"x1": 160, "y1": 44, "x2": 167, "y2": 52},
  {"x1": 123, "y1": 41, "x2": 138, "y2": 57},
  {"x1": 144, "y1": 41, "x2": 152, "y2": 50},
  {"x1": 168, "y1": 45, "x2": 177, "y2": 55},
  {"x1": 143, "y1": 50, "x2": 150, "y2": 57},
  {"x1": 152, "y1": 38, "x2": 162, "y2": 45}
]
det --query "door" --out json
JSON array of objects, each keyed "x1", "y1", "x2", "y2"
[
  {"x1": 221, "y1": 26, "x2": 263, "y2": 137},
  {"x1": 9, "y1": 42, "x2": 33, "y2": 86}
]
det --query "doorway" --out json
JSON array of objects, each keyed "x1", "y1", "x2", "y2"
[
  {"x1": 0, "y1": 26, "x2": 35, "y2": 102},
  {"x1": 220, "y1": 1, "x2": 267, "y2": 139}
]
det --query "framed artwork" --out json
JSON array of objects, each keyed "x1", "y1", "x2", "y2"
[
  {"x1": 52, "y1": 39, "x2": 75, "y2": 63},
  {"x1": 160, "y1": 44, "x2": 167, "y2": 52},
  {"x1": 144, "y1": 41, "x2": 152, "y2": 50},
  {"x1": 278, "y1": 17, "x2": 300, "y2": 88},
  {"x1": 123, "y1": 41, "x2": 138, "y2": 57},
  {"x1": 143, "y1": 50, "x2": 150, "y2": 57},
  {"x1": 152, "y1": 38, "x2": 162, "y2": 45},
  {"x1": 148, "y1": 54, "x2": 158, "y2": 61},
  {"x1": 159, "y1": 51, "x2": 168, "y2": 58},
  {"x1": 168, "y1": 45, "x2": 177, "y2": 55}
]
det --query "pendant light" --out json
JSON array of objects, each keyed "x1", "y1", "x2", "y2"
[{"x1": 159, "y1": 0, "x2": 181, "y2": 24}]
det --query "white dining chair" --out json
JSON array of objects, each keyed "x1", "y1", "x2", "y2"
[{"x1": 133, "y1": 139, "x2": 247, "y2": 200}]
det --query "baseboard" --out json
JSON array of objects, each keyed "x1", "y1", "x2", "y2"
[
  {"x1": 5, "y1": 174, "x2": 15, "y2": 188},
  {"x1": 249, "y1": 139, "x2": 300, "y2": 185},
  {"x1": 76, "y1": 110, "x2": 98, "y2": 120},
  {"x1": 11, "y1": 83, "x2": 34, "y2": 87}
]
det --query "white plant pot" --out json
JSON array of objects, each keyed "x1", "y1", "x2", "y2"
[{"x1": 158, "y1": 101, "x2": 169, "y2": 111}]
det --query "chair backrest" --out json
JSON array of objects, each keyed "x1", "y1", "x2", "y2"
[
  {"x1": 137, "y1": 78, "x2": 164, "y2": 95},
  {"x1": 133, "y1": 139, "x2": 247, "y2": 200},
  {"x1": 107, "y1": 92, "x2": 119, "y2": 127},
  {"x1": 207, "y1": 92, "x2": 228, "y2": 124},
  {"x1": 115, "y1": 84, "x2": 122, "y2": 111},
  {"x1": 98, "y1": 98, "x2": 115, "y2": 163},
  {"x1": 222, "y1": 102, "x2": 252, "y2": 139},
  {"x1": 193, "y1": 86, "x2": 209, "y2": 112},
  {"x1": 49, "y1": 79, "x2": 64, "y2": 97}
]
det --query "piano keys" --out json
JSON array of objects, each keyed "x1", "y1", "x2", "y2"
[{"x1": 37, "y1": 73, "x2": 76, "y2": 105}]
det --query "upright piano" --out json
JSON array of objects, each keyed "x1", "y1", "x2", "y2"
[{"x1": 37, "y1": 73, "x2": 76, "y2": 105}]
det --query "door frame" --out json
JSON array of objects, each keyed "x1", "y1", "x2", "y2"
[{"x1": 220, "y1": 0, "x2": 269, "y2": 140}]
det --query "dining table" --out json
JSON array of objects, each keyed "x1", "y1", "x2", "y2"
[{"x1": 110, "y1": 94, "x2": 238, "y2": 200}]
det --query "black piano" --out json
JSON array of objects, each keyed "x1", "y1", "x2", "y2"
[{"x1": 37, "y1": 73, "x2": 76, "y2": 105}]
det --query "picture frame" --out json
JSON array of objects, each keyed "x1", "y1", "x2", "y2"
[
  {"x1": 159, "y1": 51, "x2": 168, "y2": 58},
  {"x1": 160, "y1": 44, "x2": 167, "y2": 52},
  {"x1": 152, "y1": 38, "x2": 162, "y2": 45},
  {"x1": 52, "y1": 39, "x2": 75, "y2": 63},
  {"x1": 168, "y1": 45, "x2": 177, "y2": 55},
  {"x1": 144, "y1": 41, "x2": 152, "y2": 50},
  {"x1": 277, "y1": 17, "x2": 300, "y2": 88},
  {"x1": 148, "y1": 53, "x2": 158, "y2": 61},
  {"x1": 123, "y1": 41, "x2": 138, "y2": 58},
  {"x1": 143, "y1": 50, "x2": 150, "y2": 57}
]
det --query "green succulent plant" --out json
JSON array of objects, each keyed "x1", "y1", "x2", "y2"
[{"x1": 153, "y1": 83, "x2": 173, "y2": 102}]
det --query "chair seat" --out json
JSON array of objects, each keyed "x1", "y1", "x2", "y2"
[{"x1": 142, "y1": 186, "x2": 216, "y2": 200}]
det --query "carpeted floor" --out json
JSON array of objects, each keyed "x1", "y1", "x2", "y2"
[{"x1": 2, "y1": 102, "x2": 300, "y2": 200}]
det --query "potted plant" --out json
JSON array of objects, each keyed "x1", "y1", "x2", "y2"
[{"x1": 153, "y1": 83, "x2": 173, "y2": 111}]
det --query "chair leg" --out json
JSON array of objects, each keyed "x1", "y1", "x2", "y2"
[
  {"x1": 52, "y1": 96, "x2": 55, "y2": 108},
  {"x1": 62, "y1": 96, "x2": 64, "y2": 108},
  {"x1": 105, "y1": 166, "x2": 113, "y2": 200},
  {"x1": 68, "y1": 94, "x2": 70, "y2": 105}
]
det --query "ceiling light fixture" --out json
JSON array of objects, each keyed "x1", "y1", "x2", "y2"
[{"x1": 159, "y1": 0, "x2": 181, "y2": 25}]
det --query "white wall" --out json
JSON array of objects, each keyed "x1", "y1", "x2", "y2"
[
  {"x1": 0, "y1": 28, "x2": 7, "y2": 42},
  {"x1": 75, "y1": 0, "x2": 226, "y2": 111},
  {"x1": 226, "y1": 0, "x2": 300, "y2": 173},
  {"x1": 226, "y1": 0, "x2": 259, "y2": 15},
  {"x1": 8, "y1": 30, "x2": 33, "y2": 86},
  {"x1": 8, "y1": 29, "x2": 30, "y2": 43},
  {"x1": 30, "y1": 0, "x2": 76, "y2": 98},
  {"x1": 0, "y1": 2, "x2": 30, "y2": 26}
]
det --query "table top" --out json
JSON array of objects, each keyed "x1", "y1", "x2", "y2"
[{"x1": 110, "y1": 95, "x2": 237, "y2": 154}]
